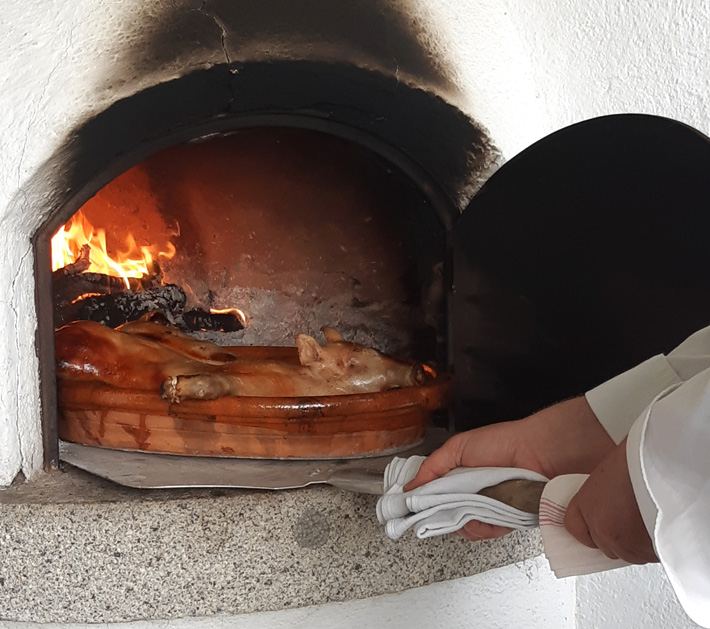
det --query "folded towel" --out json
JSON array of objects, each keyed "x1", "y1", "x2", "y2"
[
  {"x1": 376, "y1": 456, "x2": 547, "y2": 541},
  {"x1": 377, "y1": 456, "x2": 630, "y2": 580},
  {"x1": 540, "y1": 474, "x2": 629, "y2": 577}
]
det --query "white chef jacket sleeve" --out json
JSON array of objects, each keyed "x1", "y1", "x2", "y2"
[
  {"x1": 585, "y1": 325, "x2": 710, "y2": 627},
  {"x1": 585, "y1": 325, "x2": 710, "y2": 443},
  {"x1": 625, "y1": 368, "x2": 710, "y2": 628}
]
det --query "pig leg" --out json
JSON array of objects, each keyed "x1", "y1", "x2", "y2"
[{"x1": 162, "y1": 374, "x2": 239, "y2": 403}]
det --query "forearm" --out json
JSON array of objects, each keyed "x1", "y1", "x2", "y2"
[{"x1": 521, "y1": 396, "x2": 614, "y2": 477}]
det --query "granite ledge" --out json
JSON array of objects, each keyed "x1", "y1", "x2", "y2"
[{"x1": 0, "y1": 465, "x2": 543, "y2": 624}]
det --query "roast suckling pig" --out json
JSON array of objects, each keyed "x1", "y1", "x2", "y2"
[{"x1": 55, "y1": 320, "x2": 426, "y2": 401}]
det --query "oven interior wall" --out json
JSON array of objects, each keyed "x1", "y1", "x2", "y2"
[{"x1": 75, "y1": 128, "x2": 447, "y2": 360}]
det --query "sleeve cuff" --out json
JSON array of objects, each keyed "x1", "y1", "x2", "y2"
[
  {"x1": 585, "y1": 355, "x2": 681, "y2": 444},
  {"x1": 626, "y1": 413, "x2": 658, "y2": 541}
]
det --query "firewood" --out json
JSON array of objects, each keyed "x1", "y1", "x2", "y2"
[
  {"x1": 53, "y1": 245, "x2": 162, "y2": 293},
  {"x1": 181, "y1": 308, "x2": 244, "y2": 332},
  {"x1": 51, "y1": 251, "x2": 244, "y2": 332},
  {"x1": 53, "y1": 272, "x2": 132, "y2": 305},
  {"x1": 52, "y1": 244, "x2": 91, "y2": 277},
  {"x1": 65, "y1": 284, "x2": 187, "y2": 328}
]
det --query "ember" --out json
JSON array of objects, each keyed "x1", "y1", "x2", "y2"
[
  {"x1": 210, "y1": 307, "x2": 247, "y2": 327},
  {"x1": 183, "y1": 308, "x2": 245, "y2": 332}
]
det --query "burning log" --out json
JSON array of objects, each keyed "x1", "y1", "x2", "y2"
[
  {"x1": 53, "y1": 265, "x2": 164, "y2": 326},
  {"x1": 52, "y1": 244, "x2": 91, "y2": 277},
  {"x1": 182, "y1": 308, "x2": 245, "y2": 332},
  {"x1": 51, "y1": 212, "x2": 245, "y2": 333},
  {"x1": 66, "y1": 284, "x2": 187, "y2": 328},
  {"x1": 53, "y1": 271, "x2": 149, "y2": 306},
  {"x1": 53, "y1": 268, "x2": 246, "y2": 331},
  {"x1": 54, "y1": 273, "x2": 245, "y2": 332}
]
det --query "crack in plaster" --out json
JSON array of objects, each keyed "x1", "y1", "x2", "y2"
[
  {"x1": 8, "y1": 244, "x2": 32, "y2": 478},
  {"x1": 190, "y1": 1, "x2": 238, "y2": 109},
  {"x1": 197, "y1": 1, "x2": 232, "y2": 65}
]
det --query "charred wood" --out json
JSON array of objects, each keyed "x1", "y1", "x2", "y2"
[
  {"x1": 52, "y1": 244, "x2": 91, "y2": 277},
  {"x1": 54, "y1": 273, "x2": 136, "y2": 306},
  {"x1": 60, "y1": 284, "x2": 187, "y2": 328},
  {"x1": 53, "y1": 260, "x2": 164, "y2": 326},
  {"x1": 181, "y1": 308, "x2": 244, "y2": 332},
  {"x1": 54, "y1": 271, "x2": 159, "y2": 300},
  {"x1": 52, "y1": 259, "x2": 244, "y2": 333}
]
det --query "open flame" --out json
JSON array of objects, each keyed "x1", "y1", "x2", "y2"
[
  {"x1": 51, "y1": 210, "x2": 176, "y2": 288},
  {"x1": 210, "y1": 307, "x2": 248, "y2": 327}
]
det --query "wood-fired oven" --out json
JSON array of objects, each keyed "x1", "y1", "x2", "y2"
[
  {"x1": 35, "y1": 72, "x2": 710, "y2": 469},
  {"x1": 33, "y1": 59, "x2": 494, "y2": 468}
]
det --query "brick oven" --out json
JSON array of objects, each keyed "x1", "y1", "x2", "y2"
[
  {"x1": 38, "y1": 101, "x2": 710, "y2": 477},
  {"x1": 3, "y1": 1, "x2": 499, "y2": 482},
  {"x1": 34, "y1": 58, "x2": 492, "y2": 467}
]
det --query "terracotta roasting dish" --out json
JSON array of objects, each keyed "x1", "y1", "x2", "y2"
[{"x1": 58, "y1": 345, "x2": 451, "y2": 459}]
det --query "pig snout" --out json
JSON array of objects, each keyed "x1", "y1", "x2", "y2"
[
  {"x1": 388, "y1": 362, "x2": 426, "y2": 388},
  {"x1": 410, "y1": 363, "x2": 425, "y2": 385}
]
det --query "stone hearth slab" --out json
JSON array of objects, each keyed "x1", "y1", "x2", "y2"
[{"x1": 0, "y1": 465, "x2": 542, "y2": 623}]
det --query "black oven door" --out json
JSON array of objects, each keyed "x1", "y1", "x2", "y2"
[{"x1": 451, "y1": 114, "x2": 710, "y2": 430}]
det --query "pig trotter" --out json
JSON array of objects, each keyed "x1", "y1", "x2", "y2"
[
  {"x1": 162, "y1": 374, "x2": 236, "y2": 402},
  {"x1": 161, "y1": 376, "x2": 181, "y2": 403}
]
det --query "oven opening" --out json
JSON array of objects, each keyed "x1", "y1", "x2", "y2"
[{"x1": 46, "y1": 127, "x2": 451, "y2": 461}]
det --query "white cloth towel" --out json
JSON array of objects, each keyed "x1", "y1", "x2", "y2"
[
  {"x1": 540, "y1": 473, "x2": 629, "y2": 577},
  {"x1": 377, "y1": 457, "x2": 629, "y2": 580},
  {"x1": 376, "y1": 456, "x2": 547, "y2": 540}
]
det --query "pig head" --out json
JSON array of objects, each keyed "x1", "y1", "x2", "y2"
[{"x1": 295, "y1": 327, "x2": 424, "y2": 393}]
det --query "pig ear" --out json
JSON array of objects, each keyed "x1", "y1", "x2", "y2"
[
  {"x1": 296, "y1": 334, "x2": 323, "y2": 365},
  {"x1": 321, "y1": 327, "x2": 344, "y2": 344}
]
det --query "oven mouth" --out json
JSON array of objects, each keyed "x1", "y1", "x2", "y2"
[
  {"x1": 29, "y1": 61, "x2": 493, "y2": 471},
  {"x1": 40, "y1": 121, "x2": 459, "y2": 467}
]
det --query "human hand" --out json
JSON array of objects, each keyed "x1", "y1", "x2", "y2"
[
  {"x1": 405, "y1": 396, "x2": 615, "y2": 541},
  {"x1": 565, "y1": 438, "x2": 657, "y2": 564}
]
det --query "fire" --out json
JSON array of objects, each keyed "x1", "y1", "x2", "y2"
[
  {"x1": 210, "y1": 307, "x2": 248, "y2": 326},
  {"x1": 70, "y1": 292, "x2": 102, "y2": 304},
  {"x1": 51, "y1": 210, "x2": 176, "y2": 288},
  {"x1": 422, "y1": 364, "x2": 437, "y2": 378}
]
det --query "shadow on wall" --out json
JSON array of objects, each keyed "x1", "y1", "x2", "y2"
[{"x1": 113, "y1": 0, "x2": 459, "y2": 97}]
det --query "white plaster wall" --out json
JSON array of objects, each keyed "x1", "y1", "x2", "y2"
[
  {"x1": 0, "y1": 0, "x2": 709, "y2": 487},
  {"x1": 577, "y1": 563, "x2": 702, "y2": 629},
  {"x1": 0, "y1": 556, "x2": 576, "y2": 629},
  {"x1": 419, "y1": 0, "x2": 710, "y2": 159}
]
